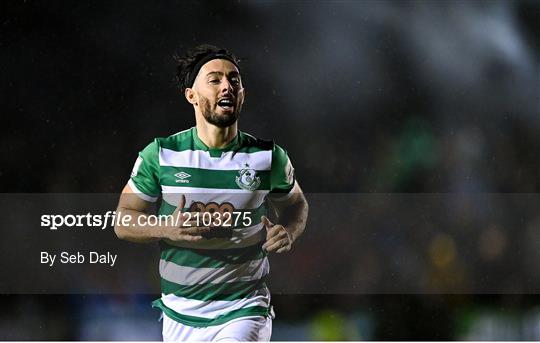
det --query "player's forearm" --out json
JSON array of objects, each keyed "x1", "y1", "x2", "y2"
[
  {"x1": 114, "y1": 207, "x2": 169, "y2": 243},
  {"x1": 279, "y1": 194, "x2": 309, "y2": 243}
]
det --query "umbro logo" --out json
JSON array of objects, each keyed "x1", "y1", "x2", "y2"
[{"x1": 174, "y1": 171, "x2": 191, "y2": 183}]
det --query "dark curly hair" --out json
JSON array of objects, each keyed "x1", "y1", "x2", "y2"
[{"x1": 173, "y1": 44, "x2": 241, "y2": 93}]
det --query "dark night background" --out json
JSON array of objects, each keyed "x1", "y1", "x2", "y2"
[{"x1": 1, "y1": 0, "x2": 540, "y2": 340}]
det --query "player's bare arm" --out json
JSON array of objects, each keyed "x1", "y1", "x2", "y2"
[
  {"x1": 262, "y1": 182, "x2": 308, "y2": 253},
  {"x1": 114, "y1": 183, "x2": 210, "y2": 243}
]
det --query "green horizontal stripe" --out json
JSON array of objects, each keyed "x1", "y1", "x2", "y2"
[
  {"x1": 153, "y1": 299, "x2": 270, "y2": 327},
  {"x1": 159, "y1": 145, "x2": 271, "y2": 154},
  {"x1": 159, "y1": 129, "x2": 271, "y2": 154},
  {"x1": 233, "y1": 146, "x2": 269, "y2": 153},
  {"x1": 160, "y1": 166, "x2": 271, "y2": 190},
  {"x1": 157, "y1": 202, "x2": 267, "y2": 228},
  {"x1": 158, "y1": 147, "x2": 271, "y2": 155},
  {"x1": 160, "y1": 241, "x2": 266, "y2": 268},
  {"x1": 160, "y1": 277, "x2": 267, "y2": 301}
]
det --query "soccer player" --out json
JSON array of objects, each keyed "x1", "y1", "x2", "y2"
[{"x1": 114, "y1": 44, "x2": 309, "y2": 341}]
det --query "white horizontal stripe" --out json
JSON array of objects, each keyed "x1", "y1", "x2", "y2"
[
  {"x1": 160, "y1": 256, "x2": 269, "y2": 286},
  {"x1": 163, "y1": 223, "x2": 266, "y2": 250},
  {"x1": 128, "y1": 179, "x2": 158, "y2": 202},
  {"x1": 161, "y1": 185, "x2": 269, "y2": 210},
  {"x1": 159, "y1": 148, "x2": 272, "y2": 171},
  {"x1": 162, "y1": 288, "x2": 270, "y2": 319}
]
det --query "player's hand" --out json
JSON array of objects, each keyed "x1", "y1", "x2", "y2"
[
  {"x1": 261, "y1": 216, "x2": 292, "y2": 253},
  {"x1": 166, "y1": 195, "x2": 210, "y2": 242}
]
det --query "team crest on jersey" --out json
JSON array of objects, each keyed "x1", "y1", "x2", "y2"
[{"x1": 235, "y1": 163, "x2": 261, "y2": 191}]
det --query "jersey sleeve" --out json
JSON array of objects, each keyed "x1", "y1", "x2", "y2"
[
  {"x1": 269, "y1": 144, "x2": 296, "y2": 200},
  {"x1": 128, "y1": 140, "x2": 161, "y2": 202}
]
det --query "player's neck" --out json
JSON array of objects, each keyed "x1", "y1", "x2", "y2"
[{"x1": 195, "y1": 121, "x2": 238, "y2": 149}]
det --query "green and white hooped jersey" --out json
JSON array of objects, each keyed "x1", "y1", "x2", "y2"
[{"x1": 129, "y1": 127, "x2": 295, "y2": 327}]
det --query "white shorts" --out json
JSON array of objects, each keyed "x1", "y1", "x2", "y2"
[{"x1": 162, "y1": 313, "x2": 272, "y2": 342}]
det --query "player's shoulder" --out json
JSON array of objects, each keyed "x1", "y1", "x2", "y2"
[
  {"x1": 238, "y1": 130, "x2": 275, "y2": 152},
  {"x1": 153, "y1": 127, "x2": 194, "y2": 151},
  {"x1": 237, "y1": 131, "x2": 292, "y2": 164},
  {"x1": 136, "y1": 128, "x2": 193, "y2": 159}
]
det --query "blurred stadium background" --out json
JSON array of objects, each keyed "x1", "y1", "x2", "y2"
[{"x1": 1, "y1": 0, "x2": 540, "y2": 340}]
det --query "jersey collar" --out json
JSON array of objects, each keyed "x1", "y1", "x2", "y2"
[{"x1": 192, "y1": 127, "x2": 241, "y2": 157}]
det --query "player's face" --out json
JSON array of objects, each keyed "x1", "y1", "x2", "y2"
[{"x1": 193, "y1": 59, "x2": 245, "y2": 128}]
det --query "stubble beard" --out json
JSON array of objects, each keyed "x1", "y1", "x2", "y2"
[{"x1": 200, "y1": 96, "x2": 242, "y2": 128}]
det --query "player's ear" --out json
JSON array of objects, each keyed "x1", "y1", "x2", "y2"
[
  {"x1": 185, "y1": 88, "x2": 198, "y2": 105},
  {"x1": 238, "y1": 87, "x2": 246, "y2": 104}
]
